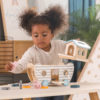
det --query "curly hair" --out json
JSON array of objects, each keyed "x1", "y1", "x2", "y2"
[{"x1": 19, "y1": 5, "x2": 67, "y2": 35}]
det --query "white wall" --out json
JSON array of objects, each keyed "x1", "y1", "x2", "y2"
[
  {"x1": 28, "y1": 0, "x2": 69, "y2": 14},
  {"x1": 96, "y1": 0, "x2": 100, "y2": 4}
]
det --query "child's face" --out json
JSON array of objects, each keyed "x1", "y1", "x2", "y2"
[{"x1": 32, "y1": 24, "x2": 54, "y2": 51}]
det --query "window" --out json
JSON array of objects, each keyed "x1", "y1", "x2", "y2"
[
  {"x1": 67, "y1": 45, "x2": 74, "y2": 56},
  {"x1": 69, "y1": 0, "x2": 95, "y2": 16},
  {"x1": 69, "y1": 0, "x2": 95, "y2": 33}
]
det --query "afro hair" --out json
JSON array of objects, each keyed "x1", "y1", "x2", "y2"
[{"x1": 19, "y1": 5, "x2": 67, "y2": 35}]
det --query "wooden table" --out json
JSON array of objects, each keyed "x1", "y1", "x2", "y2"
[{"x1": 0, "y1": 82, "x2": 100, "y2": 100}]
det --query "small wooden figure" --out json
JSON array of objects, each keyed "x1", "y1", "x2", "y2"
[{"x1": 59, "y1": 40, "x2": 91, "y2": 62}]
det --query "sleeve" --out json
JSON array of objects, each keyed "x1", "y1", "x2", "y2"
[
  {"x1": 10, "y1": 47, "x2": 34, "y2": 73},
  {"x1": 57, "y1": 40, "x2": 69, "y2": 64},
  {"x1": 56, "y1": 40, "x2": 66, "y2": 54}
]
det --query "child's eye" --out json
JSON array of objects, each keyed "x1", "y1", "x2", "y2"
[
  {"x1": 42, "y1": 33, "x2": 47, "y2": 37},
  {"x1": 34, "y1": 34, "x2": 38, "y2": 37}
]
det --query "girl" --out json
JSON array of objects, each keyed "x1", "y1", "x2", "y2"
[{"x1": 5, "y1": 5, "x2": 72, "y2": 100}]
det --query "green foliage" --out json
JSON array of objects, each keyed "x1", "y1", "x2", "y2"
[{"x1": 60, "y1": 5, "x2": 100, "y2": 47}]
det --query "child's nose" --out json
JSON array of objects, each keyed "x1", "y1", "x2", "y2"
[
  {"x1": 38, "y1": 35, "x2": 44, "y2": 40},
  {"x1": 39, "y1": 35, "x2": 44, "y2": 39}
]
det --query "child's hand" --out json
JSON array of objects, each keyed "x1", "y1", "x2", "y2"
[{"x1": 5, "y1": 62, "x2": 14, "y2": 71}]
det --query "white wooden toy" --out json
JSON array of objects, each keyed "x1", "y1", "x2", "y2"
[
  {"x1": 59, "y1": 40, "x2": 91, "y2": 62},
  {"x1": 27, "y1": 63, "x2": 74, "y2": 87}
]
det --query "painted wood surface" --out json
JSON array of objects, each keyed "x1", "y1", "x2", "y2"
[
  {"x1": 34, "y1": 63, "x2": 74, "y2": 83},
  {"x1": 0, "y1": 82, "x2": 100, "y2": 99}
]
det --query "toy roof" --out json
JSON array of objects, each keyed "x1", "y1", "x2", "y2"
[{"x1": 65, "y1": 40, "x2": 91, "y2": 49}]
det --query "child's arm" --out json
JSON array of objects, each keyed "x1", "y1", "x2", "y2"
[
  {"x1": 5, "y1": 61, "x2": 25, "y2": 73},
  {"x1": 5, "y1": 62, "x2": 16, "y2": 71},
  {"x1": 5, "y1": 47, "x2": 34, "y2": 73}
]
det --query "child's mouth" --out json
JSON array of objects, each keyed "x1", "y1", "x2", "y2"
[{"x1": 38, "y1": 42, "x2": 45, "y2": 45}]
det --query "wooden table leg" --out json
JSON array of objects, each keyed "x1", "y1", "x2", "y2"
[
  {"x1": 89, "y1": 92, "x2": 99, "y2": 100},
  {"x1": 23, "y1": 98, "x2": 31, "y2": 100}
]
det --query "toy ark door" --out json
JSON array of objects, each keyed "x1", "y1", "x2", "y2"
[
  {"x1": 51, "y1": 69, "x2": 59, "y2": 81},
  {"x1": 67, "y1": 45, "x2": 74, "y2": 56}
]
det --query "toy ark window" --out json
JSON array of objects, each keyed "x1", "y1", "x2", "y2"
[
  {"x1": 82, "y1": 51, "x2": 85, "y2": 56},
  {"x1": 67, "y1": 45, "x2": 74, "y2": 56},
  {"x1": 42, "y1": 70, "x2": 46, "y2": 76},
  {"x1": 78, "y1": 50, "x2": 82, "y2": 55},
  {"x1": 64, "y1": 70, "x2": 68, "y2": 77},
  {"x1": 51, "y1": 69, "x2": 59, "y2": 81}
]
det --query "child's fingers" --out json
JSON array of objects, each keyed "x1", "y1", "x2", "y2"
[
  {"x1": 5, "y1": 65, "x2": 11, "y2": 71},
  {"x1": 5, "y1": 62, "x2": 13, "y2": 71},
  {"x1": 5, "y1": 64, "x2": 10, "y2": 71},
  {"x1": 8, "y1": 62, "x2": 13, "y2": 67}
]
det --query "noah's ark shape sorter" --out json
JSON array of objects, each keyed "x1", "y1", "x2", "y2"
[
  {"x1": 27, "y1": 63, "x2": 74, "y2": 88},
  {"x1": 58, "y1": 40, "x2": 91, "y2": 62},
  {"x1": 27, "y1": 40, "x2": 90, "y2": 88}
]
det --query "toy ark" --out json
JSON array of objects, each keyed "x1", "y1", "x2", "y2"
[
  {"x1": 59, "y1": 40, "x2": 91, "y2": 62},
  {"x1": 27, "y1": 63, "x2": 74, "y2": 87}
]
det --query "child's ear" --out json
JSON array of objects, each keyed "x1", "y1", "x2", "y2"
[
  {"x1": 32, "y1": 33, "x2": 34, "y2": 38},
  {"x1": 52, "y1": 34, "x2": 54, "y2": 38}
]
